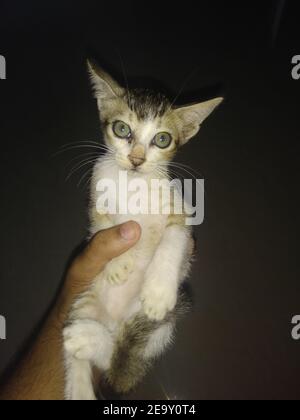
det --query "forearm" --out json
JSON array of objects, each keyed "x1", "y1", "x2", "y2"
[
  {"x1": 0, "y1": 222, "x2": 141, "y2": 400},
  {"x1": 0, "y1": 276, "x2": 86, "y2": 400},
  {"x1": 0, "y1": 303, "x2": 66, "y2": 400}
]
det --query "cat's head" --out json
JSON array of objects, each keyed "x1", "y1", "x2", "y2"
[{"x1": 88, "y1": 61, "x2": 223, "y2": 175}]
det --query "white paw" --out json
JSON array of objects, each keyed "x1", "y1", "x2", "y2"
[
  {"x1": 63, "y1": 320, "x2": 113, "y2": 370},
  {"x1": 141, "y1": 281, "x2": 177, "y2": 322},
  {"x1": 95, "y1": 205, "x2": 108, "y2": 216},
  {"x1": 104, "y1": 254, "x2": 134, "y2": 286}
]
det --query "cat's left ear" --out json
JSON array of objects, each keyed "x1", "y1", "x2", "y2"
[
  {"x1": 174, "y1": 97, "x2": 223, "y2": 145},
  {"x1": 87, "y1": 60, "x2": 125, "y2": 108}
]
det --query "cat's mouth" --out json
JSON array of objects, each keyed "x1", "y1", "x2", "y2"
[
  {"x1": 129, "y1": 166, "x2": 147, "y2": 175},
  {"x1": 129, "y1": 163, "x2": 158, "y2": 175},
  {"x1": 116, "y1": 157, "x2": 154, "y2": 175},
  {"x1": 127, "y1": 161, "x2": 146, "y2": 174},
  {"x1": 118, "y1": 161, "x2": 143, "y2": 174}
]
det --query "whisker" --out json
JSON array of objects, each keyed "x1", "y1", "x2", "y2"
[
  {"x1": 66, "y1": 158, "x2": 99, "y2": 182},
  {"x1": 168, "y1": 67, "x2": 199, "y2": 110},
  {"x1": 58, "y1": 140, "x2": 109, "y2": 149},
  {"x1": 53, "y1": 144, "x2": 112, "y2": 158},
  {"x1": 168, "y1": 162, "x2": 204, "y2": 179},
  {"x1": 84, "y1": 160, "x2": 114, "y2": 189},
  {"x1": 52, "y1": 141, "x2": 114, "y2": 157},
  {"x1": 77, "y1": 167, "x2": 94, "y2": 188},
  {"x1": 65, "y1": 151, "x2": 102, "y2": 167},
  {"x1": 61, "y1": 144, "x2": 112, "y2": 152},
  {"x1": 161, "y1": 161, "x2": 199, "y2": 178},
  {"x1": 160, "y1": 163, "x2": 206, "y2": 195},
  {"x1": 60, "y1": 141, "x2": 99, "y2": 148},
  {"x1": 115, "y1": 48, "x2": 131, "y2": 106},
  {"x1": 68, "y1": 153, "x2": 111, "y2": 170}
]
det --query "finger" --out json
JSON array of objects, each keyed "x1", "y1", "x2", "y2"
[{"x1": 73, "y1": 221, "x2": 141, "y2": 280}]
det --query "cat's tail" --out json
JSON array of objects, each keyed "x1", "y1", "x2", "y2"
[
  {"x1": 106, "y1": 291, "x2": 190, "y2": 395},
  {"x1": 106, "y1": 314, "x2": 155, "y2": 394}
]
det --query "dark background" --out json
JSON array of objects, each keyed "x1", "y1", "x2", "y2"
[{"x1": 0, "y1": 0, "x2": 299, "y2": 400}]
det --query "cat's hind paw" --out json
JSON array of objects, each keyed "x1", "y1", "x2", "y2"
[
  {"x1": 63, "y1": 320, "x2": 113, "y2": 370},
  {"x1": 141, "y1": 282, "x2": 177, "y2": 322}
]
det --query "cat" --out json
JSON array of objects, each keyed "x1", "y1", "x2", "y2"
[{"x1": 63, "y1": 60, "x2": 223, "y2": 400}]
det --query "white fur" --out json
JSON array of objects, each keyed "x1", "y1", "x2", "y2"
[
  {"x1": 64, "y1": 319, "x2": 115, "y2": 400},
  {"x1": 64, "y1": 358, "x2": 96, "y2": 400},
  {"x1": 62, "y1": 67, "x2": 222, "y2": 399},
  {"x1": 144, "y1": 322, "x2": 174, "y2": 360},
  {"x1": 63, "y1": 158, "x2": 191, "y2": 400},
  {"x1": 141, "y1": 225, "x2": 190, "y2": 321},
  {"x1": 64, "y1": 319, "x2": 114, "y2": 369}
]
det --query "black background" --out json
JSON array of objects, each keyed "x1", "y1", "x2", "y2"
[{"x1": 0, "y1": 0, "x2": 299, "y2": 400}]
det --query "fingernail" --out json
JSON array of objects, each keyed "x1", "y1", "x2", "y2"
[{"x1": 120, "y1": 222, "x2": 138, "y2": 241}]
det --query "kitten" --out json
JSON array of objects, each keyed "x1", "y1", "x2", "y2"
[{"x1": 63, "y1": 61, "x2": 223, "y2": 400}]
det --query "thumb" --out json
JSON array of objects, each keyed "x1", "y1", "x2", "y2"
[{"x1": 69, "y1": 221, "x2": 141, "y2": 284}]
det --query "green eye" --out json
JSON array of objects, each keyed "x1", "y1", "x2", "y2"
[
  {"x1": 113, "y1": 121, "x2": 131, "y2": 139},
  {"x1": 153, "y1": 132, "x2": 172, "y2": 149}
]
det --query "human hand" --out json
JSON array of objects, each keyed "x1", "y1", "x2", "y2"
[{"x1": 57, "y1": 221, "x2": 141, "y2": 319}]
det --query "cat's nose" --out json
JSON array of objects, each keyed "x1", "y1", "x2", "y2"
[
  {"x1": 128, "y1": 145, "x2": 145, "y2": 167},
  {"x1": 128, "y1": 156, "x2": 145, "y2": 167}
]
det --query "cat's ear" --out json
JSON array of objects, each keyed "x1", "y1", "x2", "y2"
[
  {"x1": 174, "y1": 97, "x2": 223, "y2": 145},
  {"x1": 87, "y1": 60, "x2": 125, "y2": 108}
]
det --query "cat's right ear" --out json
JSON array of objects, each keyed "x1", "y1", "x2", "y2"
[{"x1": 87, "y1": 60, "x2": 124, "y2": 108}]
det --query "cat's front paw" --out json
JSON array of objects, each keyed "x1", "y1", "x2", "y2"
[
  {"x1": 103, "y1": 254, "x2": 134, "y2": 286},
  {"x1": 141, "y1": 281, "x2": 177, "y2": 322}
]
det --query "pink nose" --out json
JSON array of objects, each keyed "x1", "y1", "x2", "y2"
[
  {"x1": 128, "y1": 155, "x2": 145, "y2": 167},
  {"x1": 128, "y1": 145, "x2": 146, "y2": 167}
]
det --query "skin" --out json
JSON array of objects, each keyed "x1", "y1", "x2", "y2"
[{"x1": 0, "y1": 221, "x2": 141, "y2": 401}]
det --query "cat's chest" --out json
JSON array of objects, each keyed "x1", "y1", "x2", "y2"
[{"x1": 93, "y1": 167, "x2": 170, "y2": 229}]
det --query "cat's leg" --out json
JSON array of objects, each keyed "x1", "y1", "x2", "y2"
[
  {"x1": 107, "y1": 316, "x2": 175, "y2": 394},
  {"x1": 63, "y1": 319, "x2": 114, "y2": 370},
  {"x1": 143, "y1": 290, "x2": 190, "y2": 361},
  {"x1": 141, "y1": 217, "x2": 192, "y2": 322},
  {"x1": 64, "y1": 357, "x2": 96, "y2": 400},
  {"x1": 63, "y1": 318, "x2": 115, "y2": 400},
  {"x1": 63, "y1": 286, "x2": 116, "y2": 400}
]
